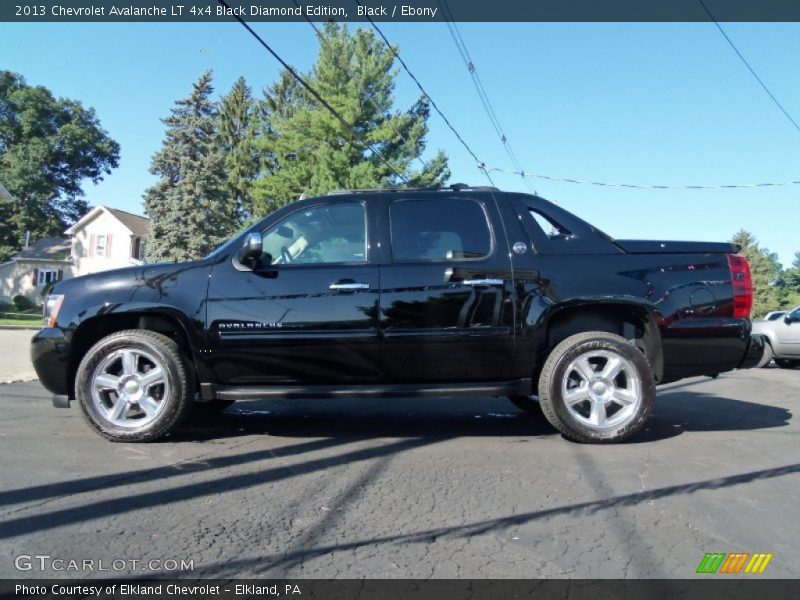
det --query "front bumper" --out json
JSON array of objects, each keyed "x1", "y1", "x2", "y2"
[
  {"x1": 737, "y1": 334, "x2": 766, "y2": 369},
  {"x1": 30, "y1": 327, "x2": 70, "y2": 397}
]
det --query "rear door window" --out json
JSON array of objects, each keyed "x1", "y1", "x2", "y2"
[{"x1": 390, "y1": 198, "x2": 492, "y2": 262}]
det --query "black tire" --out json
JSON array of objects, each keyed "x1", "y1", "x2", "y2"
[
  {"x1": 75, "y1": 330, "x2": 195, "y2": 442},
  {"x1": 506, "y1": 395, "x2": 542, "y2": 416},
  {"x1": 538, "y1": 331, "x2": 655, "y2": 443},
  {"x1": 774, "y1": 358, "x2": 800, "y2": 369},
  {"x1": 756, "y1": 342, "x2": 774, "y2": 368}
]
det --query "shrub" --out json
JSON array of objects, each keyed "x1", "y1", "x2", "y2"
[{"x1": 12, "y1": 295, "x2": 36, "y2": 312}]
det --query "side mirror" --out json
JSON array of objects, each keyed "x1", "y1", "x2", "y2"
[{"x1": 236, "y1": 232, "x2": 263, "y2": 267}]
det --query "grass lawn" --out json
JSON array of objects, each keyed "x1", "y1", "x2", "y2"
[{"x1": 0, "y1": 316, "x2": 41, "y2": 327}]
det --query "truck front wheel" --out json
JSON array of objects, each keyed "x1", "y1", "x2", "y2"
[
  {"x1": 538, "y1": 332, "x2": 655, "y2": 443},
  {"x1": 75, "y1": 330, "x2": 194, "y2": 442}
]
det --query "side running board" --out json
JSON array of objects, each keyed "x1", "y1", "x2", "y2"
[{"x1": 199, "y1": 379, "x2": 532, "y2": 402}]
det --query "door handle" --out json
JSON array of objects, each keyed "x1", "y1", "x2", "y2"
[
  {"x1": 329, "y1": 282, "x2": 370, "y2": 291},
  {"x1": 462, "y1": 278, "x2": 504, "y2": 287}
]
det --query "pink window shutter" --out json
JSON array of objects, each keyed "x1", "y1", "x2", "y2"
[
  {"x1": 89, "y1": 233, "x2": 95, "y2": 257},
  {"x1": 106, "y1": 234, "x2": 113, "y2": 257}
]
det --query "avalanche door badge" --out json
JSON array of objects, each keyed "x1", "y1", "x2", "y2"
[{"x1": 512, "y1": 241, "x2": 528, "y2": 254}]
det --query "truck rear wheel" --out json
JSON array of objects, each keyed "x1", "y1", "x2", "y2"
[
  {"x1": 538, "y1": 331, "x2": 655, "y2": 443},
  {"x1": 75, "y1": 330, "x2": 194, "y2": 442}
]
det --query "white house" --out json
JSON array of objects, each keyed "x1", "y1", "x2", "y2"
[
  {"x1": 0, "y1": 203, "x2": 150, "y2": 304},
  {"x1": 65, "y1": 205, "x2": 149, "y2": 277},
  {"x1": 0, "y1": 237, "x2": 72, "y2": 304}
]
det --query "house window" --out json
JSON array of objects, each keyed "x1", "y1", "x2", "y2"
[
  {"x1": 131, "y1": 236, "x2": 143, "y2": 260},
  {"x1": 95, "y1": 235, "x2": 106, "y2": 257},
  {"x1": 37, "y1": 269, "x2": 59, "y2": 286}
]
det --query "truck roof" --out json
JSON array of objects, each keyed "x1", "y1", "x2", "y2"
[{"x1": 326, "y1": 183, "x2": 500, "y2": 196}]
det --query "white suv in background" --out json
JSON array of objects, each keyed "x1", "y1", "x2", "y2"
[{"x1": 753, "y1": 306, "x2": 800, "y2": 369}]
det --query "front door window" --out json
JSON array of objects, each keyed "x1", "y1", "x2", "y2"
[{"x1": 262, "y1": 203, "x2": 367, "y2": 266}]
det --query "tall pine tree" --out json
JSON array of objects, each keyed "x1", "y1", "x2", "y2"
[
  {"x1": 218, "y1": 77, "x2": 259, "y2": 224},
  {"x1": 144, "y1": 71, "x2": 237, "y2": 262},
  {"x1": 252, "y1": 23, "x2": 449, "y2": 215}
]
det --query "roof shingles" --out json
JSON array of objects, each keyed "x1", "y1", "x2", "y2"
[
  {"x1": 15, "y1": 237, "x2": 71, "y2": 261},
  {"x1": 106, "y1": 208, "x2": 150, "y2": 237}
]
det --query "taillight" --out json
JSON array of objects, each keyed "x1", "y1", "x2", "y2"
[{"x1": 727, "y1": 254, "x2": 753, "y2": 319}]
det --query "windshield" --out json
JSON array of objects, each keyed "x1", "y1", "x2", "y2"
[{"x1": 204, "y1": 225, "x2": 252, "y2": 260}]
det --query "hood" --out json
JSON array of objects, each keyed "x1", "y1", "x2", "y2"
[
  {"x1": 50, "y1": 264, "x2": 145, "y2": 298},
  {"x1": 49, "y1": 260, "x2": 206, "y2": 301}
]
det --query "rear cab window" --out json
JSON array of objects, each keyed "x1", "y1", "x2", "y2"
[
  {"x1": 507, "y1": 193, "x2": 621, "y2": 255},
  {"x1": 529, "y1": 209, "x2": 573, "y2": 240}
]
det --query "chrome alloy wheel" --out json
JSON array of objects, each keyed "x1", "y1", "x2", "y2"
[
  {"x1": 90, "y1": 348, "x2": 170, "y2": 429},
  {"x1": 560, "y1": 349, "x2": 642, "y2": 430}
]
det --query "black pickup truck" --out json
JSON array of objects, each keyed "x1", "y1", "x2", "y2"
[{"x1": 31, "y1": 187, "x2": 764, "y2": 443}]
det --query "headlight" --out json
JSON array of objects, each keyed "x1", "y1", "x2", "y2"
[{"x1": 43, "y1": 294, "x2": 64, "y2": 328}]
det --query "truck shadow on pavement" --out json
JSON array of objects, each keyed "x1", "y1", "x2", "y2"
[
  {"x1": 177, "y1": 399, "x2": 553, "y2": 441},
  {"x1": 174, "y1": 387, "x2": 791, "y2": 444},
  {"x1": 640, "y1": 388, "x2": 792, "y2": 442},
  {"x1": 0, "y1": 383, "x2": 790, "y2": 543}
]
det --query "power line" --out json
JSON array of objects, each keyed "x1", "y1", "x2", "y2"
[
  {"x1": 289, "y1": 4, "x2": 432, "y2": 177},
  {"x1": 355, "y1": 0, "x2": 496, "y2": 187},
  {"x1": 486, "y1": 166, "x2": 800, "y2": 190},
  {"x1": 697, "y1": 0, "x2": 800, "y2": 135},
  {"x1": 215, "y1": 0, "x2": 410, "y2": 185},
  {"x1": 438, "y1": 0, "x2": 537, "y2": 194}
]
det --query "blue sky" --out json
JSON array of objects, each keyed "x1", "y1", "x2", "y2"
[{"x1": 1, "y1": 21, "x2": 798, "y2": 266}]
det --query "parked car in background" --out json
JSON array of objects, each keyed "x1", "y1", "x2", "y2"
[
  {"x1": 763, "y1": 310, "x2": 786, "y2": 322},
  {"x1": 753, "y1": 306, "x2": 800, "y2": 368}
]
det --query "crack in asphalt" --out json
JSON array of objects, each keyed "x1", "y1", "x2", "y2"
[{"x1": 187, "y1": 461, "x2": 800, "y2": 577}]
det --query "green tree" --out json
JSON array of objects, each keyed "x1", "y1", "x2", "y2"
[
  {"x1": 0, "y1": 71, "x2": 119, "y2": 261},
  {"x1": 252, "y1": 23, "x2": 449, "y2": 215},
  {"x1": 218, "y1": 77, "x2": 260, "y2": 224},
  {"x1": 731, "y1": 230, "x2": 782, "y2": 318},
  {"x1": 144, "y1": 71, "x2": 238, "y2": 262},
  {"x1": 780, "y1": 251, "x2": 800, "y2": 309}
]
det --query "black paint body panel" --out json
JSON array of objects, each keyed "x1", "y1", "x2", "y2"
[{"x1": 31, "y1": 190, "x2": 755, "y2": 398}]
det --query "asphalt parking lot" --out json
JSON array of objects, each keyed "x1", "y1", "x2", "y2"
[{"x1": 0, "y1": 367, "x2": 798, "y2": 579}]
